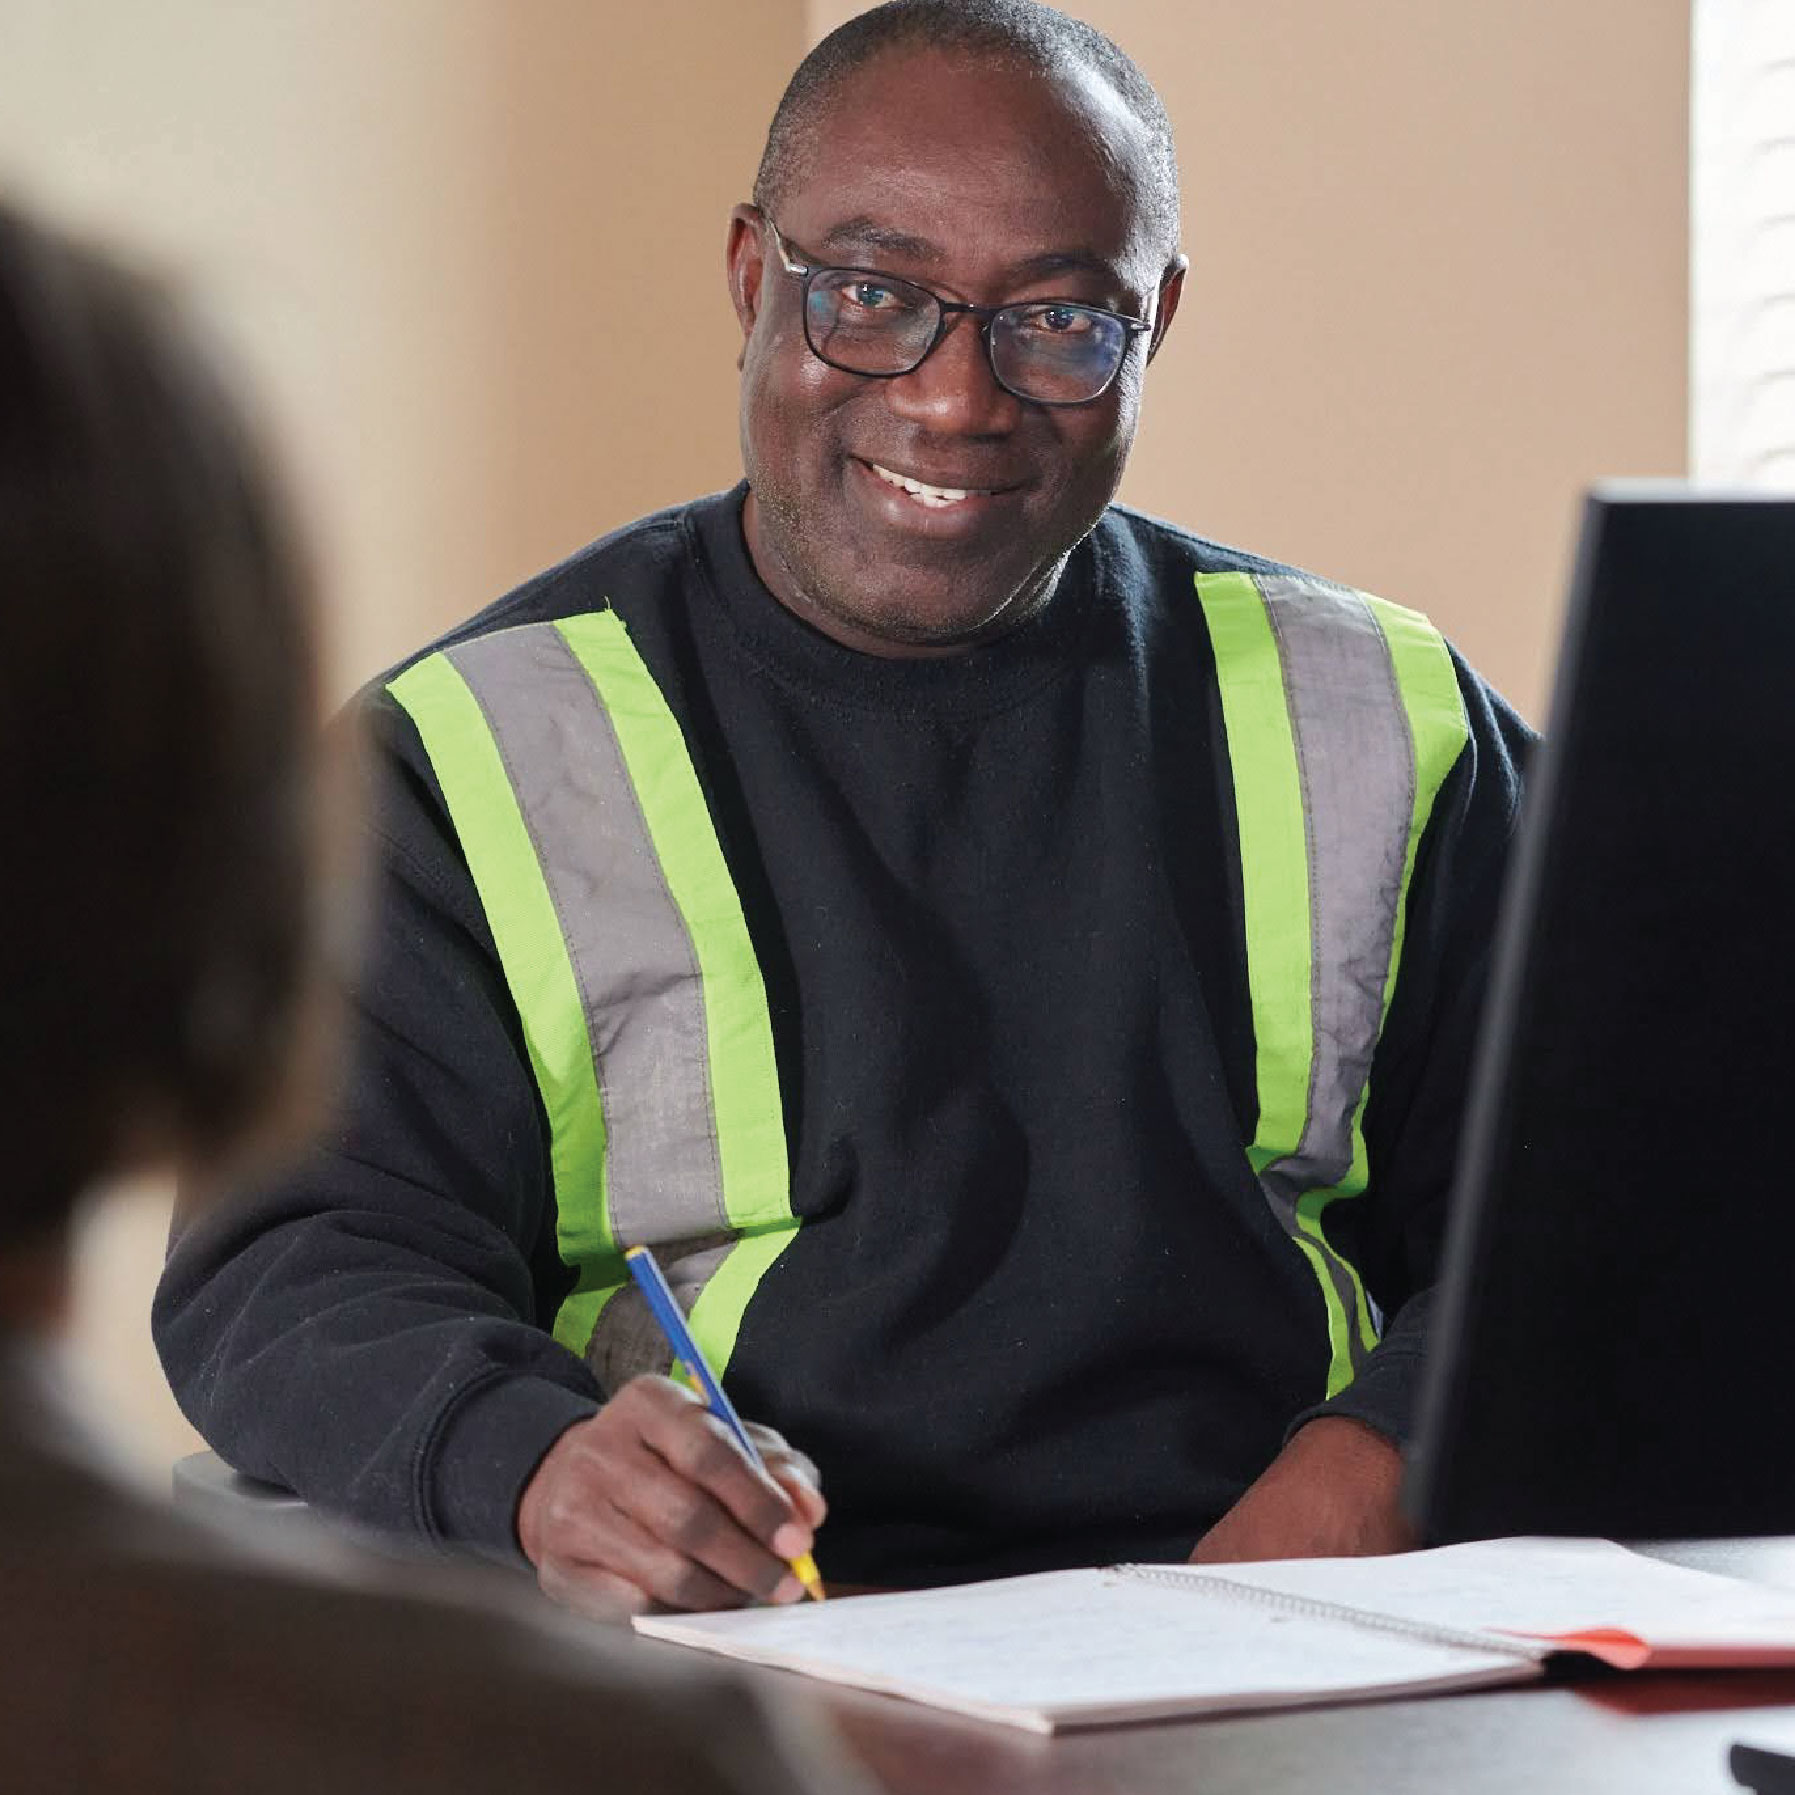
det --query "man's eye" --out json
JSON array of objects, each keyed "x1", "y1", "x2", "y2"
[
  {"x1": 842, "y1": 281, "x2": 901, "y2": 312},
  {"x1": 1026, "y1": 305, "x2": 1096, "y2": 337}
]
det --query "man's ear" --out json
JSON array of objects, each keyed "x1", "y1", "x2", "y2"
[
  {"x1": 1146, "y1": 254, "x2": 1188, "y2": 363},
  {"x1": 726, "y1": 204, "x2": 767, "y2": 370}
]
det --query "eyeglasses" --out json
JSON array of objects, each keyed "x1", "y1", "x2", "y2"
[{"x1": 762, "y1": 216, "x2": 1154, "y2": 407}]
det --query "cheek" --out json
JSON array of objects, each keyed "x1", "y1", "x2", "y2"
[
  {"x1": 1116, "y1": 363, "x2": 1155, "y2": 447},
  {"x1": 742, "y1": 335, "x2": 854, "y2": 483},
  {"x1": 1054, "y1": 396, "x2": 1138, "y2": 496}
]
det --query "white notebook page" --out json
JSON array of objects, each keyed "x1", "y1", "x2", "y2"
[
  {"x1": 634, "y1": 1565, "x2": 1536, "y2": 1730},
  {"x1": 1203, "y1": 1537, "x2": 1795, "y2": 1647}
]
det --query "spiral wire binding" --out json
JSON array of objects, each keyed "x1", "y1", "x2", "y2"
[{"x1": 1115, "y1": 1565, "x2": 1552, "y2": 1664}]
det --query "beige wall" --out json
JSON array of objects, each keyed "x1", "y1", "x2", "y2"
[
  {"x1": 1, "y1": 0, "x2": 807, "y2": 702},
  {"x1": 3, "y1": 1, "x2": 1687, "y2": 1470},
  {"x1": 2, "y1": 0, "x2": 807, "y2": 1468}
]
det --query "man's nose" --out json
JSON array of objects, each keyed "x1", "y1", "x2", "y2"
[{"x1": 885, "y1": 312, "x2": 1022, "y2": 434}]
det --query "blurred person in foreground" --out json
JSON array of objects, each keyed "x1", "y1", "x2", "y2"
[
  {"x1": 0, "y1": 198, "x2": 861, "y2": 1795},
  {"x1": 159, "y1": 0, "x2": 1532, "y2": 1615}
]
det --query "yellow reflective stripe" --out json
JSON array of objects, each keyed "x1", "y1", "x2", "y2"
[
  {"x1": 1197, "y1": 568, "x2": 1469, "y2": 1398},
  {"x1": 1293, "y1": 1195, "x2": 1359, "y2": 1381},
  {"x1": 1366, "y1": 592, "x2": 1473, "y2": 1029},
  {"x1": 388, "y1": 654, "x2": 615, "y2": 1314},
  {"x1": 1197, "y1": 570, "x2": 1357, "y2": 1387},
  {"x1": 688, "y1": 1221, "x2": 803, "y2": 1381},
  {"x1": 555, "y1": 1280, "x2": 623, "y2": 1358},
  {"x1": 411, "y1": 611, "x2": 793, "y2": 1381},
  {"x1": 1319, "y1": 598, "x2": 1469, "y2": 1361},
  {"x1": 555, "y1": 613, "x2": 791, "y2": 1237},
  {"x1": 1194, "y1": 572, "x2": 1314, "y2": 1179}
]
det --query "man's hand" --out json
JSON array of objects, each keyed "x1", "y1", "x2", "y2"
[
  {"x1": 516, "y1": 1374, "x2": 826, "y2": 1618},
  {"x1": 1190, "y1": 1416, "x2": 1416, "y2": 1564}
]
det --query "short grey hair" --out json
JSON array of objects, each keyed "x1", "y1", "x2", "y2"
[{"x1": 753, "y1": 0, "x2": 1180, "y2": 263}]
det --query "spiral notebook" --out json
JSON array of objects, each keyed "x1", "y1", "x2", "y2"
[{"x1": 633, "y1": 1537, "x2": 1795, "y2": 1733}]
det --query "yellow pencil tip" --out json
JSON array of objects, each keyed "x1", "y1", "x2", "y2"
[{"x1": 792, "y1": 1552, "x2": 825, "y2": 1602}]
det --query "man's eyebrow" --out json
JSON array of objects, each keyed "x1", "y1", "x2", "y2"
[
  {"x1": 817, "y1": 217, "x2": 942, "y2": 261},
  {"x1": 814, "y1": 219, "x2": 1127, "y2": 289},
  {"x1": 1007, "y1": 248, "x2": 1126, "y2": 284}
]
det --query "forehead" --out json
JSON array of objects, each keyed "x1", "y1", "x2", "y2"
[{"x1": 779, "y1": 48, "x2": 1159, "y2": 279}]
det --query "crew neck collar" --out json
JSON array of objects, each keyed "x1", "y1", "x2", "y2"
[{"x1": 688, "y1": 483, "x2": 1104, "y2": 720}]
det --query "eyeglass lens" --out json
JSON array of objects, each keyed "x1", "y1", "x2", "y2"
[{"x1": 802, "y1": 268, "x2": 1130, "y2": 405}]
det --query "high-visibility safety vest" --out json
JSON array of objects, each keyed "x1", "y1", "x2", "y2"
[{"x1": 389, "y1": 569, "x2": 1469, "y2": 1404}]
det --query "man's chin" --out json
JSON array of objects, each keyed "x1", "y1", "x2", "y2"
[{"x1": 801, "y1": 569, "x2": 1053, "y2": 657}]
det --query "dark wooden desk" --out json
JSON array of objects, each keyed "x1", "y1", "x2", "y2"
[
  {"x1": 645, "y1": 1541, "x2": 1795, "y2": 1795},
  {"x1": 809, "y1": 1665, "x2": 1795, "y2": 1794}
]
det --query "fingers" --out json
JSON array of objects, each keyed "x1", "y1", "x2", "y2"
[
  {"x1": 562, "y1": 1485, "x2": 762, "y2": 1614},
  {"x1": 643, "y1": 1389, "x2": 813, "y2": 1557},
  {"x1": 767, "y1": 1465, "x2": 828, "y2": 1531},
  {"x1": 517, "y1": 1375, "x2": 822, "y2": 1617},
  {"x1": 535, "y1": 1554, "x2": 658, "y2": 1623},
  {"x1": 745, "y1": 1421, "x2": 828, "y2": 1528}
]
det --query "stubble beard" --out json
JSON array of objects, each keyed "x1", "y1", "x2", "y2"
[{"x1": 748, "y1": 482, "x2": 1070, "y2": 654}]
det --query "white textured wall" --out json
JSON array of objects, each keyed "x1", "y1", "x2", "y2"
[{"x1": 1692, "y1": 0, "x2": 1795, "y2": 488}]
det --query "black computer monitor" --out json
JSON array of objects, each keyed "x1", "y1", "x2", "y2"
[{"x1": 1409, "y1": 486, "x2": 1795, "y2": 1544}]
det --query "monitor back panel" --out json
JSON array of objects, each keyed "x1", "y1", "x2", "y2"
[{"x1": 1412, "y1": 490, "x2": 1795, "y2": 1543}]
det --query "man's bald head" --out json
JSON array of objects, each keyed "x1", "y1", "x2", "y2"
[{"x1": 753, "y1": 0, "x2": 1181, "y2": 266}]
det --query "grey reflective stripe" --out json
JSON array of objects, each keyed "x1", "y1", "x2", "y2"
[
  {"x1": 445, "y1": 627, "x2": 730, "y2": 1247},
  {"x1": 1198, "y1": 566, "x2": 1469, "y2": 1395},
  {"x1": 585, "y1": 1236, "x2": 734, "y2": 1391},
  {"x1": 1253, "y1": 572, "x2": 1414, "y2": 1342}
]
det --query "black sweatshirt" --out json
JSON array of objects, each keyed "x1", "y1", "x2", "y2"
[{"x1": 155, "y1": 487, "x2": 1531, "y2": 1588}]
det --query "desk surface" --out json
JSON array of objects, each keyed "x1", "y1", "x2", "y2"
[
  {"x1": 173, "y1": 1458, "x2": 1795, "y2": 1794},
  {"x1": 644, "y1": 1539, "x2": 1795, "y2": 1795},
  {"x1": 811, "y1": 1664, "x2": 1795, "y2": 1795}
]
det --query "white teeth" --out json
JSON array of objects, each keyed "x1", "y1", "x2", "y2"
[{"x1": 870, "y1": 462, "x2": 985, "y2": 508}]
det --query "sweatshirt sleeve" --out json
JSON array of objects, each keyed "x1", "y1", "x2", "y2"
[
  {"x1": 153, "y1": 695, "x2": 600, "y2": 1563},
  {"x1": 1291, "y1": 650, "x2": 1535, "y2": 1446}
]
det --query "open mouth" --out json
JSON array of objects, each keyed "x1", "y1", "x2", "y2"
[{"x1": 868, "y1": 461, "x2": 999, "y2": 510}]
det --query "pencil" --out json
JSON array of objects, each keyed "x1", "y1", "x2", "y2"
[{"x1": 623, "y1": 1245, "x2": 825, "y2": 1602}]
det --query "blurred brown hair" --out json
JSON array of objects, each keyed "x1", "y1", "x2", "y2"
[{"x1": 0, "y1": 198, "x2": 331, "y2": 1247}]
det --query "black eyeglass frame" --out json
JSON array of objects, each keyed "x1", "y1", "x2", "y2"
[{"x1": 761, "y1": 214, "x2": 1157, "y2": 408}]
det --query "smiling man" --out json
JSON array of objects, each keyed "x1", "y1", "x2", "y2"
[
  {"x1": 157, "y1": 0, "x2": 1530, "y2": 1616},
  {"x1": 732, "y1": 34, "x2": 1179, "y2": 656}
]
